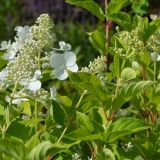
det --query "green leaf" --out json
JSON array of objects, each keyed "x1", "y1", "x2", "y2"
[
  {"x1": 66, "y1": 127, "x2": 102, "y2": 141},
  {"x1": 112, "y1": 81, "x2": 154, "y2": 110},
  {"x1": 0, "y1": 58, "x2": 7, "y2": 70},
  {"x1": 88, "y1": 29, "x2": 106, "y2": 54},
  {"x1": 70, "y1": 72, "x2": 102, "y2": 86},
  {"x1": 7, "y1": 120, "x2": 33, "y2": 142},
  {"x1": 139, "y1": 52, "x2": 150, "y2": 66},
  {"x1": 113, "y1": 54, "x2": 120, "y2": 78},
  {"x1": 70, "y1": 72, "x2": 109, "y2": 101},
  {"x1": 121, "y1": 67, "x2": 137, "y2": 81},
  {"x1": 21, "y1": 102, "x2": 31, "y2": 117},
  {"x1": 57, "y1": 96, "x2": 72, "y2": 108},
  {"x1": 108, "y1": 12, "x2": 132, "y2": 31},
  {"x1": 28, "y1": 141, "x2": 80, "y2": 160},
  {"x1": 25, "y1": 132, "x2": 40, "y2": 152},
  {"x1": 66, "y1": 0, "x2": 105, "y2": 21},
  {"x1": 0, "y1": 138, "x2": 27, "y2": 160},
  {"x1": 107, "y1": 0, "x2": 130, "y2": 14},
  {"x1": 106, "y1": 117, "x2": 150, "y2": 142},
  {"x1": 28, "y1": 141, "x2": 53, "y2": 160},
  {"x1": 51, "y1": 100, "x2": 66, "y2": 126},
  {"x1": 131, "y1": 0, "x2": 148, "y2": 15},
  {"x1": 133, "y1": 16, "x2": 158, "y2": 42},
  {"x1": 76, "y1": 111, "x2": 94, "y2": 131}
]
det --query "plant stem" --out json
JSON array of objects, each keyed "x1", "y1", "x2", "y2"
[
  {"x1": 1, "y1": 81, "x2": 19, "y2": 140},
  {"x1": 57, "y1": 123, "x2": 69, "y2": 143},
  {"x1": 115, "y1": 78, "x2": 120, "y2": 98},
  {"x1": 38, "y1": 52, "x2": 41, "y2": 70},
  {"x1": 104, "y1": 0, "x2": 110, "y2": 71},
  {"x1": 35, "y1": 100, "x2": 38, "y2": 133},
  {"x1": 76, "y1": 90, "x2": 87, "y2": 109},
  {"x1": 154, "y1": 61, "x2": 157, "y2": 81},
  {"x1": 9, "y1": 81, "x2": 18, "y2": 105},
  {"x1": 142, "y1": 65, "x2": 146, "y2": 80}
]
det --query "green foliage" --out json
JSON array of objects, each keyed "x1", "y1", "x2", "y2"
[
  {"x1": 107, "y1": 0, "x2": 130, "y2": 14},
  {"x1": 113, "y1": 81, "x2": 154, "y2": 110},
  {"x1": 0, "y1": 138, "x2": 27, "y2": 160},
  {"x1": 0, "y1": 0, "x2": 160, "y2": 159},
  {"x1": 66, "y1": 0, "x2": 105, "y2": 21},
  {"x1": 106, "y1": 117, "x2": 150, "y2": 142}
]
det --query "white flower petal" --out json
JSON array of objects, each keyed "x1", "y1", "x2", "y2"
[
  {"x1": 50, "y1": 86, "x2": 57, "y2": 98},
  {"x1": 151, "y1": 52, "x2": 158, "y2": 61},
  {"x1": 2, "y1": 51, "x2": 16, "y2": 61},
  {"x1": 15, "y1": 26, "x2": 30, "y2": 40},
  {"x1": 50, "y1": 53, "x2": 65, "y2": 69},
  {"x1": 5, "y1": 94, "x2": 28, "y2": 104},
  {"x1": 27, "y1": 80, "x2": 41, "y2": 92},
  {"x1": 0, "y1": 40, "x2": 11, "y2": 50},
  {"x1": 54, "y1": 69, "x2": 68, "y2": 80},
  {"x1": 157, "y1": 55, "x2": 160, "y2": 61},
  {"x1": 0, "y1": 69, "x2": 8, "y2": 81},
  {"x1": 19, "y1": 79, "x2": 28, "y2": 86},
  {"x1": 59, "y1": 41, "x2": 71, "y2": 51},
  {"x1": 67, "y1": 63, "x2": 78, "y2": 72},
  {"x1": 34, "y1": 70, "x2": 42, "y2": 79},
  {"x1": 64, "y1": 51, "x2": 76, "y2": 66},
  {"x1": 12, "y1": 98, "x2": 28, "y2": 104}
]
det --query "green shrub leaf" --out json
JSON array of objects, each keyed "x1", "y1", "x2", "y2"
[
  {"x1": 106, "y1": 117, "x2": 150, "y2": 142},
  {"x1": 66, "y1": 0, "x2": 105, "y2": 20},
  {"x1": 0, "y1": 138, "x2": 27, "y2": 160}
]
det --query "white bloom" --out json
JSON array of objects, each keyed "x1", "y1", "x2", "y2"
[
  {"x1": 151, "y1": 52, "x2": 160, "y2": 61},
  {"x1": 50, "y1": 52, "x2": 78, "y2": 80},
  {"x1": 34, "y1": 70, "x2": 42, "y2": 79},
  {"x1": 15, "y1": 25, "x2": 30, "y2": 41},
  {"x1": 19, "y1": 70, "x2": 42, "y2": 92},
  {"x1": 2, "y1": 40, "x2": 22, "y2": 61},
  {"x1": 150, "y1": 14, "x2": 158, "y2": 20},
  {"x1": 50, "y1": 86, "x2": 57, "y2": 99},
  {"x1": 5, "y1": 94, "x2": 28, "y2": 104},
  {"x1": 72, "y1": 153, "x2": 80, "y2": 160},
  {"x1": 0, "y1": 69, "x2": 8, "y2": 81},
  {"x1": 26, "y1": 80, "x2": 41, "y2": 92},
  {"x1": 0, "y1": 40, "x2": 11, "y2": 50},
  {"x1": 59, "y1": 41, "x2": 71, "y2": 52}
]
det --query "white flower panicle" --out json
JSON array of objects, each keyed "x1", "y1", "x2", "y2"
[
  {"x1": 0, "y1": 13, "x2": 78, "y2": 101},
  {"x1": 147, "y1": 30, "x2": 160, "y2": 61},
  {"x1": 30, "y1": 14, "x2": 56, "y2": 49},
  {"x1": 81, "y1": 55, "x2": 105, "y2": 73}
]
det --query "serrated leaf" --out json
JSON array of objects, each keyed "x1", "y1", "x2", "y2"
[
  {"x1": 77, "y1": 111, "x2": 94, "y2": 131},
  {"x1": 65, "y1": 127, "x2": 102, "y2": 141},
  {"x1": 112, "y1": 81, "x2": 154, "y2": 110},
  {"x1": 70, "y1": 72, "x2": 102, "y2": 86},
  {"x1": 88, "y1": 29, "x2": 106, "y2": 54},
  {"x1": 108, "y1": 12, "x2": 132, "y2": 31},
  {"x1": 25, "y1": 132, "x2": 40, "y2": 152},
  {"x1": 121, "y1": 67, "x2": 137, "y2": 81},
  {"x1": 57, "y1": 96, "x2": 72, "y2": 108},
  {"x1": 7, "y1": 120, "x2": 33, "y2": 142},
  {"x1": 106, "y1": 117, "x2": 150, "y2": 142},
  {"x1": 70, "y1": 72, "x2": 109, "y2": 101},
  {"x1": 28, "y1": 141, "x2": 53, "y2": 160},
  {"x1": 66, "y1": 0, "x2": 105, "y2": 21},
  {"x1": 51, "y1": 100, "x2": 66, "y2": 126},
  {"x1": 28, "y1": 140, "x2": 80, "y2": 160},
  {"x1": 131, "y1": 0, "x2": 148, "y2": 15},
  {"x1": 0, "y1": 138, "x2": 27, "y2": 160},
  {"x1": 107, "y1": 0, "x2": 130, "y2": 14}
]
